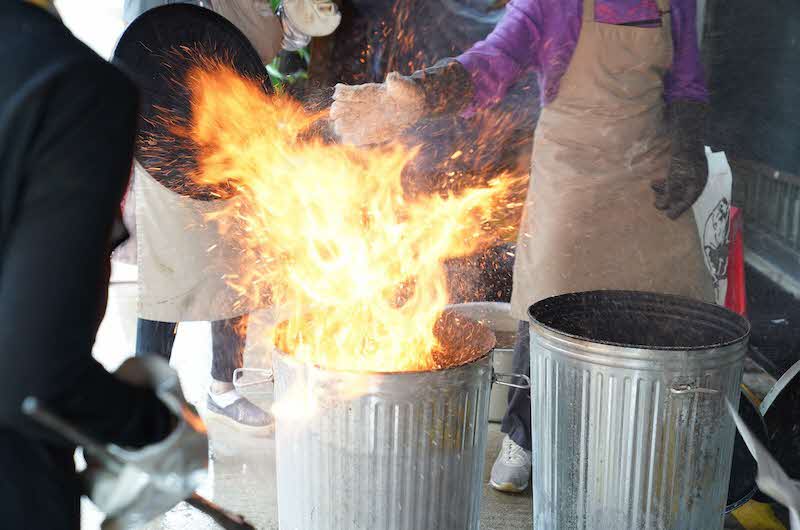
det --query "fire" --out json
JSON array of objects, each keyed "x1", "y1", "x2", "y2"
[{"x1": 179, "y1": 60, "x2": 519, "y2": 372}]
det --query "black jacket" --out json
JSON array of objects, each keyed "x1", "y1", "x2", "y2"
[{"x1": 0, "y1": 4, "x2": 171, "y2": 528}]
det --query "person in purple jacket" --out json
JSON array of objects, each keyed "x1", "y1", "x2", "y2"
[{"x1": 331, "y1": 0, "x2": 714, "y2": 493}]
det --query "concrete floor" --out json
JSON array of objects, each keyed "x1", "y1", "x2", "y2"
[{"x1": 81, "y1": 275, "x2": 787, "y2": 530}]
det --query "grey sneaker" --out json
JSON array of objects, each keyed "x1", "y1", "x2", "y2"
[
  {"x1": 206, "y1": 391, "x2": 274, "y2": 435},
  {"x1": 489, "y1": 435, "x2": 532, "y2": 493}
]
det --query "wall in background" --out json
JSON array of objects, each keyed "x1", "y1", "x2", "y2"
[
  {"x1": 54, "y1": 0, "x2": 125, "y2": 59},
  {"x1": 706, "y1": 0, "x2": 800, "y2": 174}
]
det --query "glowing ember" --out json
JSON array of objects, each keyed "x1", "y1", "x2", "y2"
[{"x1": 178, "y1": 60, "x2": 518, "y2": 373}]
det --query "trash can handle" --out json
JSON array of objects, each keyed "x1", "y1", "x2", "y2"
[
  {"x1": 669, "y1": 383, "x2": 719, "y2": 396},
  {"x1": 232, "y1": 368, "x2": 274, "y2": 390},
  {"x1": 493, "y1": 372, "x2": 532, "y2": 390}
]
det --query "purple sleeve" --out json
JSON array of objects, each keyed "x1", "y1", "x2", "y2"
[
  {"x1": 664, "y1": 0, "x2": 709, "y2": 103},
  {"x1": 456, "y1": 0, "x2": 543, "y2": 113}
]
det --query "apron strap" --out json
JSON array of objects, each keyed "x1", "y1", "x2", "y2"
[
  {"x1": 584, "y1": 0, "x2": 671, "y2": 24},
  {"x1": 655, "y1": 0, "x2": 671, "y2": 15},
  {"x1": 656, "y1": 0, "x2": 672, "y2": 42},
  {"x1": 583, "y1": 0, "x2": 594, "y2": 22}
]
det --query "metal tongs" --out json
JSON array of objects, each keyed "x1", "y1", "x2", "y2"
[
  {"x1": 727, "y1": 399, "x2": 800, "y2": 528},
  {"x1": 22, "y1": 397, "x2": 255, "y2": 530}
]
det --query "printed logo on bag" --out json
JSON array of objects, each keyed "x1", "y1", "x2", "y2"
[{"x1": 703, "y1": 197, "x2": 730, "y2": 300}]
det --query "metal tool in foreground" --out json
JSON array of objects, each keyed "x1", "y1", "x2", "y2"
[
  {"x1": 21, "y1": 397, "x2": 255, "y2": 530},
  {"x1": 727, "y1": 399, "x2": 800, "y2": 529}
]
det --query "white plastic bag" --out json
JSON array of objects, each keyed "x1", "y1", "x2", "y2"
[{"x1": 693, "y1": 147, "x2": 733, "y2": 305}]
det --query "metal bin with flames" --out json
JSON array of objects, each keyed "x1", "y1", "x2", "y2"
[
  {"x1": 272, "y1": 311, "x2": 517, "y2": 530},
  {"x1": 528, "y1": 290, "x2": 751, "y2": 530}
]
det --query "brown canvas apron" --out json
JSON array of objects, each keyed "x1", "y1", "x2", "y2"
[
  {"x1": 509, "y1": 0, "x2": 714, "y2": 320},
  {"x1": 209, "y1": 0, "x2": 283, "y2": 64},
  {"x1": 135, "y1": 161, "x2": 254, "y2": 322}
]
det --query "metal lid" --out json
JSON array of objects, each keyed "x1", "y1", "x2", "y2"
[
  {"x1": 446, "y1": 302, "x2": 517, "y2": 333},
  {"x1": 112, "y1": 3, "x2": 268, "y2": 201}
]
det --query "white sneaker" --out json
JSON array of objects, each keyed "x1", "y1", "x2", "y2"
[
  {"x1": 282, "y1": 0, "x2": 341, "y2": 37},
  {"x1": 489, "y1": 435, "x2": 532, "y2": 493},
  {"x1": 206, "y1": 388, "x2": 274, "y2": 435}
]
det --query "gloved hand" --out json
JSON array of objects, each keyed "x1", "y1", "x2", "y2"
[
  {"x1": 330, "y1": 59, "x2": 474, "y2": 146},
  {"x1": 652, "y1": 100, "x2": 709, "y2": 220},
  {"x1": 85, "y1": 356, "x2": 208, "y2": 530}
]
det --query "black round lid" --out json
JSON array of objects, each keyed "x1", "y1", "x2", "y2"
[{"x1": 112, "y1": 3, "x2": 269, "y2": 200}]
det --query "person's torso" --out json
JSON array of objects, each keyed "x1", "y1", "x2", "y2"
[
  {"x1": 0, "y1": 4, "x2": 113, "y2": 257},
  {"x1": 537, "y1": 0, "x2": 672, "y2": 163},
  {"x1": 510, "y1": 0, "x2": 679, "y2": 103}
]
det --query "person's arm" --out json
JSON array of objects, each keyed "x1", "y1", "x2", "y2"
[
  {"x1": 455, "y1": 0, "x2": 544, "y2": 113},
  {"x1": 330, "y1": 0, "x2": 543, "y2": 145},
  {"x1": 652, "y1": 0, "x2": 709, "y2": 219},
  {"x1": 209, "y1": 0, "x2": 284, "y2": 64},
  {"x1": 0, "y1": 59, "x2": 172, "y2": 448},
  {"x1": 663, "y1": 0, "x2": 708, "y2": 103}
]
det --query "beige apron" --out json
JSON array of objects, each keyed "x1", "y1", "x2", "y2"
[
  {"x1": 509, "y1": 0, "x2": 714, "y2": 320},
  {"x1": 135, "y1": 161, "x2": 252, "y2": 322},
  {"x1": 209, "y1": 0, "x2": 283, "y2": 64},
  {"x1": 131, "y1": 4, "x2": 280, "y2": 322}
]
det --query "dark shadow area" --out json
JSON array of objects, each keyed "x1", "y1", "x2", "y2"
[
  {"x1": 746, "y1": 265, "x2": 800, "y2": 378},
  {"x1": 706, "y1": 0, "x2": 800, "y2": 379}
]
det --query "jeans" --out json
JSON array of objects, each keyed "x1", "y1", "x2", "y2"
[
  {"x1": 501, "y1": 321, "x2": 532, "y2": 451},
  {"x1": 135, "y1": 314, "x2": 249, "y2": 383}
]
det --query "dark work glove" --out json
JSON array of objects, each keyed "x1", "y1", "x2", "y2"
[
  {"x1": 409, "y1": 58, "x2": 475, "y2": 116},
  {"x1": 652, "y1": 100, "x2": 709, "y2": 220}
]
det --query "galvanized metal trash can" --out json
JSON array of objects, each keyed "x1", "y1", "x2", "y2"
[
  {"x1": 272, "y1": 314, "x2": 497, "y2": 530},
  {"x1": 447, "y1": 302, "x2": 519, "y2": 422},
  {"x1": 528, "y1": 291, "x2": 751, "y2": 530}
]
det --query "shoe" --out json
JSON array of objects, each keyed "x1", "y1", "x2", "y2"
[
  {"x1": 489, "y1": 435, "x2": 531, "y2": 493},
  {"x1": 205, "y1": 389, "x2": 274, "y2": 435}
]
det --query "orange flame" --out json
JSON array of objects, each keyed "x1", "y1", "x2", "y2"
[{"x1": 182, "y1": 61, "x2": 519, "y2": 373}]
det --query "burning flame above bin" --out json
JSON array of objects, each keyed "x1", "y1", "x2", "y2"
[
  {"x1": 161, "y1": 60, "x2": 527, "y2": 528},
  {"x1": 165, "y1": 60, "x2": 522, "y2": 374}
]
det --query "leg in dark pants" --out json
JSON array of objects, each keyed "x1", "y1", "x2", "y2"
[
  {"x1": 210, "y1": 314, "x2": 249, "y2": 383},
  {"x1": 206, "y1": 314, "x2": 271, "y2": 428},
  {"x1": 501, "y1": 320, "x2": 531, "y2": 451},
  {"x1": 135, "y1": 316, "x2": 248, "y2": 382},
  {"x1": 135, "y1": 318, "x2": 178, "y2": 360}
]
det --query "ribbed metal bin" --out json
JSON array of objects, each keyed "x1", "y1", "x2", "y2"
[
  {"x1": 528, "y1": 291, "x2": 751, "y2": 530},
  {"x1": 447, "y1": 302, "x2": 519, "y2": 423},
  {"x1": 273, "y1": 340, "x2": 493, "y2": 530}
]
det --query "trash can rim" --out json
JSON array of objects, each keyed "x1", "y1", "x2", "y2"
[{"x1": 527, "y1": 290, "x2": 751, "y2": 352}]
